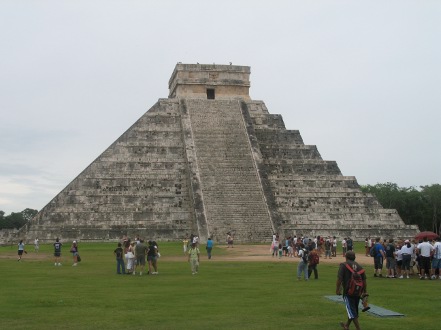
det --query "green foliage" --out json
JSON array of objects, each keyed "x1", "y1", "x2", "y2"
[
  {"x1": 0, "y1": 208, "x2": 38, "y2": 230},
  {"x1": 0, "y1": 242, "x2": 439, "y2": 330},
  {"x1": 361, "y1": 183, "x2": 441, "y2": 233}
]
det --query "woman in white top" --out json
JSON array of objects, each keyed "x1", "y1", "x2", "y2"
[{"x1": 400, "y1": 240, "x2": 414, "y2": 278}]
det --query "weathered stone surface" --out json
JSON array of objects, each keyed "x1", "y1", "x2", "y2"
[{"x1": 9, "y1": 63, "x2": 417, "y2": 244}]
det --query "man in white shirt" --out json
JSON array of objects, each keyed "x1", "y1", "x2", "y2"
[
  {"x1": 417, "y1": 237, "x2": 434, "y2": 280},
  {"x1": 431, "y1": 237, "x2": 441, "y2": 279}
]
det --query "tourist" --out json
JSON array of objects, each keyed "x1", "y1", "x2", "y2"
[
  {"x1": 297, "y1": 244, "x2": 309, "y2": 281},
  {"x1": 272, "y1": 237, "x2": 279, "y2": 257},
  {"x1": 364, "y1": 238, "x2": 370, "y2": 256},
  {"x1": 147, "y1": 241, "x2": 159, "y2": 275},
  {"x1": 372, "y1": 237, "x2": 386, "y2": 277},
  {"x1": 227, "y1": 233, "x2": 234, "y2": 248},
  {"x1": 342, "y1": 238, "x2": 347, "y2": 256},
  {"x1": 54, "y1": 238, "x2": 62, "y2": 266},
  {"x1": 114, "y1": 242, "x2": 125, "y2": 274},
  {"x1": 183, "y1": 237, "x2": 189, "y2": 254},
  {"x1": 324, "y1": 237, "x2": 332, "y2": 259},
  {"x1": 417, "y1": 237, "x2": 434, "y2": 280},
  {"x1": 206, "y1": 237, "x2": 213, "y2": 259},
  {"x1": 70, "y1": 240, "x2": 79, "y2": 266},
  {"x1": 125, "y1": 241, "x2": 136, "y2": 274},
  {"x1": 385, "y1": 239, "x2": 396, "y2": 278},
  {"x1": 17, "y1": 240, "x2": 26, "y2": 261},
  {"x1": 188, "y1": 242, "x2": 200, "y2": 275},
  {"x1": 431, "y1": 237, "x2": 441, "y2": 279},
  {"x1": 308, "y1": 248, "x2": 319, "y2": 279},
  {"x1": 336, "y1": 251, "x2": 367, "y2": 330},
  {"x1": 346, "y1": 237, "x2": 353, "y2": 252},
  {"x1": 400, "y1": 239, "x2": 413, "y2": 278},
  {"x1": 332, "y1": 236, "x2": 337, "y2": 257},
  {"x1": 34, "y1": 238, "x2": 39, "y2": 252},
  {"x1": 134, "y1": 239, "x2": 148, "y2": 276},
  {"x1": 395, "y1": 241, "x2": 403, "y2": 278}
]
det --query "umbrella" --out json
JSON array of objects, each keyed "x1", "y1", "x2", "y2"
[{"x1": 414, "y1": 231, "x2": 439, "y2": 241}]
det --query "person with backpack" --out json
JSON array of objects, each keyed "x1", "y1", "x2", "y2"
[
  {"x1": 336, "y1": 251, "x2": 367, "y2": 330},
  {"x1": 297, "y1": 244, "x2": 309, "y2": 281},
  {"x1": 308, "y1": 249, "x2": 320, "y2": 279}
]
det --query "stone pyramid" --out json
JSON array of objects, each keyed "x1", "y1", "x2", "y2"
[{"x1": 23, "y1": 63, "x2": 418, "y2": 243}]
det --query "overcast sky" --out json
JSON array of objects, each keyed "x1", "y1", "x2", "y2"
[{"x1": 1, "y1": 1, "x2": 440, "y2": 215}]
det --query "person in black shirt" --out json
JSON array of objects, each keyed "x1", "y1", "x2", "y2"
[
  {"x1": 114, "y1": 242, "x2": 126, "y2": 274},
  {"x1": 336, "y1": 251, "x2": 367, "y2": 330},
  {"x1": 54, "y1": 238, "x2": 62, "y2": 266}
]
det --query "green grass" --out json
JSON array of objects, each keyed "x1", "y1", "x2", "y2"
[{"x1": 0, "y1": 242, "x2": 439, "y2": 330}]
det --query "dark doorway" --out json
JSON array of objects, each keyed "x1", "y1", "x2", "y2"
[{"x1": 206, "y1": 88, "x2": 215, "y2": 99}]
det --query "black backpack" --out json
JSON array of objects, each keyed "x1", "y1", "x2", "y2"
[{"x1": 302, "y1": 249, "x2": 309, "y2": 263}]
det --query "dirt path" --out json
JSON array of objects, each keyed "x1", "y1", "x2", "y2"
[{"x1": 0, "y1": 244, "x2": 374, "y2": 265}]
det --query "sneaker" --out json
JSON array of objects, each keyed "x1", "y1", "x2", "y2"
[
  {"x1": 399, "y1": 275, "x2": 403, "y2": 279},
  {"x1": 431, "y1": 275, "x2": 436, "y2": 280},
  {"x1": 132, "y1": 272, "x2": 136, "y2": 275},
  {"x1": 406, "y1": 275, "x2": 409, "y2": 279},
  {"x1": 140, "y1": 272, "x2": 142, "y2": 276},
  {"x1": 72, "y1": 263, "x2": 77, "y2": 266},
  {"x1": 55, "y1": 263, "x2": 57, "y2": 266},
  {"x1": 58, "y1": 263, "x2": 61, "y2": 266}
]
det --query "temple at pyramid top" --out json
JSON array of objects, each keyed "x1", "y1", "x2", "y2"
[{"x1": 168, "y1": 63, "x2": 251, "y2": 100}]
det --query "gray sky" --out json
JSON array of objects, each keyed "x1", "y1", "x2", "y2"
[{"x1": 1, "y1": 1, "x2": 440, "y2": 215}]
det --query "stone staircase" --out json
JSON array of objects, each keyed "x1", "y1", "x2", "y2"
[{"x1": 183, "y1": 99, "x2": 274, "y2": 242}]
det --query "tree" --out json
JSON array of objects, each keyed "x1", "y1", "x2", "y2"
[
  {"x1": 421, "y1": 184, "x2": 441, "y2": 234},
  {"x1": 0, "y1": 208, "x2": 38, "y2": 230}
]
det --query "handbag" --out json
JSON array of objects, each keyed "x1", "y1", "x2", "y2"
[{"x1": 77, "y1": 254, "x2": 81, "y2": 262}]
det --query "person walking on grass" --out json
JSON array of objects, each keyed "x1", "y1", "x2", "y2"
[
  {"x1": 297, "y1": 244, "x2": 309, "y2": 281},
  {"x1": 206, "y1": 237, "x2": 214, "y2": 259},
  {"x1": 114, "y1": 242, "x2": 126, "y2": 275},
  {"x1": 431, "y1": 237, "x2": 441, "y2": 279},
  {"x1": 188, "y1": 242, "x2": 200, "y2": 275},
  {"x1": 336, "y1": 251, "x2": 367, "y2": 330},
  {"x1": 54, "y1": 238, "x2": 62, "y2": 266},
  {"x1": 34, "y1": 238, "x2": 39, "y2": 253},
  {"x1": 71, "y1": 240, "x2": 79, "y2": 266},
  {"x1": 17, "y1": 240, "x2": 26, "y2": 261}
]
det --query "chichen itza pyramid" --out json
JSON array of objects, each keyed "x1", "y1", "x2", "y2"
[{"x1": 21, "y1": 63, "x2": 418, "y2": 243}]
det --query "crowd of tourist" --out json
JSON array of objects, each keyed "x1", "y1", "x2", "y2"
[{"x1": 369, "y1": 236, "x2": 441, "y2": 280}]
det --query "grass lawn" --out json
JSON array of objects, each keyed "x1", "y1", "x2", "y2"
[{"x1": 0, "y1": 242, "x2": 438, "y2": 330}]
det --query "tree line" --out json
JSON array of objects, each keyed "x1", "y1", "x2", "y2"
[
  {"x1": 1, "y1": 183, "x2": 440, "y2": 233},
  {"x1": 0, "y1": 209, "x2": 38, "y2": 230},
  {"x1": 361, "y1": 183, "x2": 441, "y2": 234}
]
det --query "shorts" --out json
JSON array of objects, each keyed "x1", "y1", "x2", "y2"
[
  {"x1": 386, "y1": 257, "x2": 396, "y2": 269},
  {"x1": 402, "y1": 254, "x2": 411, "y2": 270},
  {"x1": 18, "y1": 250, "x2": 24, "y2": 256},
  {"x1": 397, "y1": 260, "x2": 402, "y2": 267},
  {"x1": 147, "y1": 255, "x2": 157, "y2": 262},
  {"x1": 343, "y1": 295, "x2": 360, "y2": 320},
  {"x1": 54, "y1": 252, "x2": 61, "y2": 257},
  {"x1": 432, "y1": 258, "x2": 441, "y2": 269},
  {"x1": 374, "y1": 256, "x2": 383, "y2": 270},
  {"x1": 136, "y1": 255, "x2": 146, "y2": 266}
]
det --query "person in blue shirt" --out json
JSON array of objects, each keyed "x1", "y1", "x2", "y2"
[
  {"x1": 373, "y1": 237, "x2": 386, "y2": 277},
  {"x1": 206, "y1": 237, "x2": 214, "y2": 259}
]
